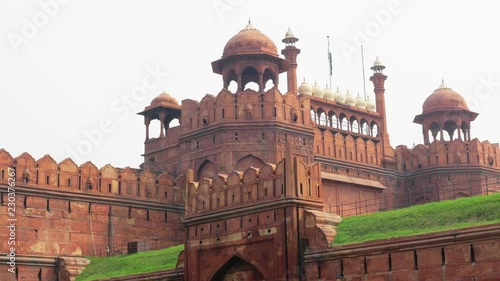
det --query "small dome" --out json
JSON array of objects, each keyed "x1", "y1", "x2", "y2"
[
  {"x1": 334, "y1": 87, "x2": 344, "y2": 103},
  {"x1": 355, "y1": 94, "x2": 366, "y2": 109},
  {"x1": 422, "y1": 81, "x2": 469, "y2": 114},
  {"x1": 151, "y1": 91, "x2": 179, "y2": 106},
  {"x1": 223, "y1": 20, "x2": 278, "y2": 58},
  {"x1": 345, "y1": 90, "x2": 355, "y2": 106},
  {"x1": 374, "y1": 56, "x2": 384, "y2": 67},
  {"x1": 323, "y1": 85, "x2": 335, "y2": 100},
  {"x1": 298, "y1": 79, "x2": 312, "y2": 95},
  {"x1": 366, "y1": 97, "x2": 376, "y2": 112},
  {"x1": 282, "y1": 27, "x2": 298, "y2": 44},
  {"x1": 285, "y1": 28, "x2": 295, "y2": 39},
  {"x1": 312, "y1": 82, "x2": 323, "y2": 98},
  {"x1": 371, "y1": 56, "x2": 386, "y2": 71}
]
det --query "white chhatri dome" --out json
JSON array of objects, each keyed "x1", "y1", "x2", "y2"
[
  {"x1": 312, "y1": 82, "x2": 323, "y2": 98},
  {"x1": 355, "y1": 94, "x2": 366, "y2": 109},
  {"x1": 345, "y1": 90, "x2": 355, "y2": 106},
  {"x1": 298, "y1": 79, "x2": 312, "y2": 95},
  {"x1": 334, "y1": 86, "x2": 344, "y2": 103},
  {"x1": 365, "y1": 96, "x2": 376, "y2": 112},
  {"x1": 373, "y1": 56, "x2": 384, "y2": 67},
  {"x1": 323, "y1": 85, "x2": 334, "y2": 100}
]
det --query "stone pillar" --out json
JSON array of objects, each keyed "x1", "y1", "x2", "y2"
[
  {"x1": 237, "y1": 74, "x2": 242, "y2": 92},
  {"x1": 258, "y1": 71, "x2": 264, "y2": 92},
  {"x1": 423, "y1": 125, "x2": 430, "y2": 145},
  {"x1": 145, "y1": 118, "x2": 151, "y2": 141},
  {"x1": 159, "y1": 112, "x2": 166, "y2": 138}
]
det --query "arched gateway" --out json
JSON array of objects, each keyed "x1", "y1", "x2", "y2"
[{"x1": 210, "y1": 256, "x2": 266, "y2": 281}]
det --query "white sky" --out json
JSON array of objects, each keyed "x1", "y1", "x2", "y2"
[{"x1": 1, "y1": 0, "x2": 499, "y2": 169}]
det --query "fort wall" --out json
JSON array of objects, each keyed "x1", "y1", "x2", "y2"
[{"x1": 0, "y1": 149, "x2": 186, "y2": 280}]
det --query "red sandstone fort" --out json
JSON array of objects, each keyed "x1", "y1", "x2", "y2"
[{"x1": 1, "y1": 21, "x2": 500, "y2": 281}]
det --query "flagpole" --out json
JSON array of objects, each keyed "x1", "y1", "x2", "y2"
[{"x1": 327, "y1": 36, "x2": 332, "y2": 89}]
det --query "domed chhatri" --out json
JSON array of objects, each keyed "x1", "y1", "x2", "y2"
[
  {"x1": 151, "y1": 91, "x2": 179, "y2": 107},
  {"x1": 334, "y1": 87, "x2": 344, "y2": 103},
  {"x1": 366, "y1": 97, "x2": 376, "y2": 112},
  {"x1": 282, "y1": 27, "x2": 299, "y2": 45},
  {"x1": 222, "y1": 19, "x2": 278, "y2": 58},
  {"x1": 345, "y1": 90, "x2": 355, "y2": 106},
  {"x1": 298, "y1": 79, "x2": 312, "y2": 96},
  {"x1": 312, "y1": 82, "x2": 324, "y2": 98},
  {"x1": 421, "y1": 80, "x2": 469, "y2": 114},
  {"x1": 355, "y1": 94, "x2": 366, "y2": 109},
  {"x1": 414, "y1": 80, "x2": 478, "y2": 145},
  {"x1": 323, "y1": 85, "x2": 335, "y2": 100}
]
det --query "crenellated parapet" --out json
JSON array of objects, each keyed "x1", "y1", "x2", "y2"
[
  {"x1": 314, "y1": 128, "x2": 384, "y2": 166},
  {"x1": 0, "y1": 148, "x2": 184, "y2": 204},
  {"x1": 392, "y1": 139, "x2": 500, "y2": 206},
  {"x1": 180, "y1": 88, "x2": 313, "y2": 135},
  {"x1": 394, "y1": 139, "x2": 500, "y2": 171},
  {"x1": 186, "y1": 157, "x2": 323, "y2": 217},
  {"x1": 0, "y1": 148, "x2": 186, "y2": 259}
]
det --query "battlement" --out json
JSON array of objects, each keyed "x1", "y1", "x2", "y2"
[
  {"x1": 185, "y1": 156, "x2": 322, "y2": 217},
  {"x1": 0, "y1": 149, "x2": 184, "y2": 204},
  {"x1": 180, "y1": 88, "x2": 313, "y2": 135},
  {"x1": 394, "y1": 139, "x2": 500, "y2": 171},
  {"x1": 314, "y1": 128, "x2": 384, "y2": 166}
]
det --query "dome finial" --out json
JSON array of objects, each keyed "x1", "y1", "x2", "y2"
[
  {"x1": 439, "y1": 79, "x2": 449, "y2": 90},
  {"x1": 243, "y1": 19, "x2": 256, "y2": 31}
]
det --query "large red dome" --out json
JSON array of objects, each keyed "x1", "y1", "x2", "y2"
[
  {"x1": 222, "y1": 22, "x2": 278, "y2": 58},
  {"x1": 151, "y1": 91, "x2": 179, "y2": 107},
  {"x1": 422, "y1": 83, "x2": 469, "y2": 114}
]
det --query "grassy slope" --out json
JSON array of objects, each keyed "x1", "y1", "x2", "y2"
[
  {"x1": 76, "y1": 195, "x2": 500, "y2": 280},
  {"x1": 76, "y1": 244, "x2": 184, "y2": 281},
  {"x1": 334, "y1": 193, "x2": 500, "y2": 245}
]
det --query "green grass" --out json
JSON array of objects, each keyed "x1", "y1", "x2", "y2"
[
  {"x1": 76, "y1": 244, "x2": 184, "y2": 281},
  {"x1": 334, "y1": 193, "x2": 500, "y2": 245}
]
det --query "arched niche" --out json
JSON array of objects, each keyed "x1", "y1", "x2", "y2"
[
  {"x1": 209, "y1": 255, "x2": 266, "y2": 281},
  {"x1": 234, "y1": 155, "x2": 266, "y2": 172},
  {"x1": 197, "y1": 160, "x2": 217, "y2": 180}
]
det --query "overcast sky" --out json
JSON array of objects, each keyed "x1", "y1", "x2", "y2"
[{"x1": 1, "y1": 0, "x2": 499, "y2": 169}]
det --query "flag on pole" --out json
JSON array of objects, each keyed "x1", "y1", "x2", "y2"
[
  {"x1": 327, "y1": 36, "x2": 333, "y2": 77},
  {"x1": 328, "y1": 51, "x2": 333, "y2": 76},
  {"x1": 327, "y1": 36, "x2": 333, "y2": 89}
]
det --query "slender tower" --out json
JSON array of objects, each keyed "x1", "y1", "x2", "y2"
[
  {"x1": 369, "y1": 57, "x2": 394, "y2": 164},
  {"x1": 281, "y1": 28, "x2": 300, "y2": 94}
]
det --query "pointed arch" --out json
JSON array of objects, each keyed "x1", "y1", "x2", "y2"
[
  {"x1": 234, "y1": 154, "x2": 266, "y2": 172},
  {"x1": 208, "y1": 254, "x2": 267, "y2": 281},
  {"x1": 197, "y1": 160, "x2": 217, "y2": 180}
]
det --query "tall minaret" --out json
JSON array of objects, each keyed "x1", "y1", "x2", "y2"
[
  {"x1": 281, "y1": 28, "x2": 300, "y2": 95},
  {"x1": 369, "y1": 57, "x2": 393, "y2": 163}
]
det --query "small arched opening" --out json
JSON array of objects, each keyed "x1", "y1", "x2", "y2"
[
  {"x1": 210, "y1": 256, "x2": 266, "y2": 281},
  {"x1": 197, "y1": 160, "x2": 217, "y2": 180}
]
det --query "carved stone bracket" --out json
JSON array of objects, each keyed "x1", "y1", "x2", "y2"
[
  {"x1": 57, "y1": 256, "x2": 91, "y2": 281},
  {"x1": 304, "y1": 210, "x2": 342, "y2": 249}
]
